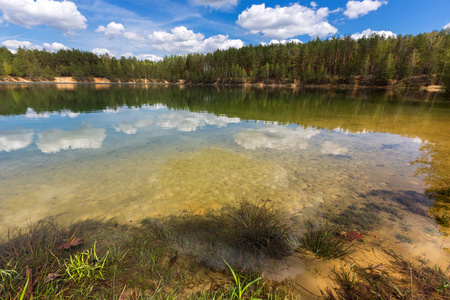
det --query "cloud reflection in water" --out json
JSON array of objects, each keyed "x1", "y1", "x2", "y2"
[
  {"x1": 36, "y1": 126, "x2": 106, "y2": 153},
  {"x1": 157, "y1": 111, "x2": 240, "y2": 132},
  {"x1": 234, "y1": 126, "x2": 320, "y2": 150},
  {"x1": 113, "y1": 120, "x2": 153, "y2": 135},
  {"x1": 0, "y1": 129, "x2": 34, "y2": 152}
]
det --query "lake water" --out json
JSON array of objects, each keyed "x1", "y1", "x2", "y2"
[{"x1": 1, "y1": 84, "x2": 449, "y2": 266}]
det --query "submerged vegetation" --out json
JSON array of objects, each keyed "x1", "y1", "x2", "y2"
[
  {"x1": 298, "y1": 221, "x2": 357, "y2": 260},
  {"x1": 323, "y1": 253, "x2": 450, "y2": 299},
  {"x1": 1, "y1": 196, "x2": 449, "y2": 299},
  {"x1": 0, "y1": 30, "x2": 450, "y2": 87}
]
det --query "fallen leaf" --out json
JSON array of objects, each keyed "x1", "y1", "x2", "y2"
[
  {"x1": 58, "y1": 237, "x2": 84, "y2": 250},
  {"x1": 45, "y1": 273, "x2": 61, "y2": 283}
]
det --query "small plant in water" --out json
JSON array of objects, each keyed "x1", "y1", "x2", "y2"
[
  {"x1": 216, "y1": 198, "x2": 295, "y2": 259},
  {"x1": 64, "y1": 242, "x2": 109, "y2": 283},
  {"x1": 299, "y1": 221, "x2": 355, "y2": 259}
]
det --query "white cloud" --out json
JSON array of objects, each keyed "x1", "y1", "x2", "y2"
[
  {"x1": 123, "y1": 31, "x2": 145, "y2": 42},
  {"x1": 59, "y1": 110, "x2": 79, "y2": 118},
  {"x1": 95, "y1": 22, "x2": 125, "y2": 39},
  {"x1": 344, "y1": 0, "x2": 387, "y2": 19},
  {"x1": 25, "y1": 108, "x2": 50, "y2": 118},
  {"x1": 310, "y1": 1, "x2": 317, "y2": 8},
  {"x1": 157, "y1": 111, "x2": 240, "y2": 132},
  {"x1": 95, "y1": 22, "x2": 145, "y2": 42},
  {"x1": 121, "y1": 52, "x2": 134, "y2": 58},
  {"x1": 1, "y1": 40, "x2": 43, "y2": 52},
  {"x1": 121, "y1": 52, "x2": 163, "y2": 61},
  {"x1": 444, "y1": 22, "x2": 450, "y2": 30},
  {"x1": 204, "y1": 114, "x2": 240, "y2": 127},
  {"x1": 158, "y1": 112, "x2": 205, "y2": 132},
  {"x1": 148, "y1": 26, "x2": 244, "y2": 54},
  {"x1": 91, "y1": 48, "x2": 114, "y2": 56},
  {"x1": 0, "y1": 0, "x2": 87, "y2": 33},
  {"x1": 136, "y1": 54, "x2": 162, "y2": 61},
  {"x1": 43, "y1": 42, "x2": 69, "y2": 51},
  {"x1": 351, "y1": 28, "x2": 396, "y2": 39},
  {"x1": 135, "y1": 54, "x2": 163, "y2": 61},
  {"x1": 260, "y1": 39, "x2": 302, "y2": 46},
  {"x1": 113, "y1": 122, "x2": 138, "y2": 135},
  {"x1": 236, "y1": 3, "x2": 337, "y2": 39},
  {"x1": 0, "y1": 129, "x2": 34, "y2": 152},
  {"x1": 234, "y1": 126, "x2": 320, "y2": 150},
  {"x1": 36, "y1": 126, "x2": 106, "y2": 154},
  {"x1": 113, "y1": 120, "x2": 153, "y2": 135},
  {"x1": 193, "y1": 0, "x2": 238, "y2": 8},
  {"x1": 320, "y1": 141, "x2": 348, "y2": 155},
  {"x1": 103, "y1": 107, "x2": 121, "y2": 113},
  {"x1": 141, "y1": 104, "x2": 166, "y2": 110},
  {"x1": 2, "y1": 40, "x2": 33, "y2": 49}
]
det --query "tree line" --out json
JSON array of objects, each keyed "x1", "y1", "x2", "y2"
[{"x1": 1, "y1": 30, "x2": 449, "y2": 89}]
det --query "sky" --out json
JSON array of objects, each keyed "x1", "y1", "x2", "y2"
[{"x1": 0, "y1": 0, "x2": 449, "y2": 61}]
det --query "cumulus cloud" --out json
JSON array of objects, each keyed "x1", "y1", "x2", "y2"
[
  {"x1": 95, "y1": 22, "x2": 145, "y2": 42},
  {"x1": 260, "y1": 39, "x2": 302, "y2": 46},
  {"x1": 193, "y1": 0, "x2": 238, "y2": 8},
  {"x1": 0, "y1": 0, "x2": 87, "y2": 33},
  {"x1": 36, "y1": 126, "x2": 106, "y2": 154},
  {"x1": 234, "y1": 126, "x2": 320, "y2": 150},
  {"x1": 91, "y1": 48, "x2": 114, "y2": 56},
  {"x1": 351, "y1": 28, "x2": 396, "y2": 39},
  {"x1": 158, "y1": 111, "x2": 240, "y2": 132},
  {"x1": 25, "y1": 108, "x2": 79, "y2": 118},
  {"x1": 135, "y1": 54, "x2": 163, "y2": 61},
  {"x1": 43, "y1": 42, "x2": 69, "y2": 51},
  {"x1": 113, "y1": 120, "x2": 153, "y2": 135},
  {"x1": 0, "y1": 130, "x2": 34, "y2": 152},
  {"x1": 95, "y1": 22, "x2": 125, "y2": 39},
  {"x1": 344, "y1": 0, "x2": 387, "y2": 19},
  {"x1": 59, "y1": 110, "x2": 80, "y2": 118},
  {"x1": 123, "y1": 31, "x2": 145, "y2": 42},
  {"x1": 444, "y1": 23, "x2": 450, "y2": 30},
  {"x1": 148, "y1": 26, "x2": 244, "y2": 54},
  {"x1": 126, "y1": 53, "x2": 163, "y2": 61},
  {"x1": 236, "y1": 3, "x2": 337, "y2": 39},
  {"x1": 25, "y1": 108, "x2": 50, "y2": 118},
  {"x1": 1, "y1": 40, "x2": 43, "y2": 52},
  {"x1": 320, "y1": 141, "x2": 348, "y2": 155}
]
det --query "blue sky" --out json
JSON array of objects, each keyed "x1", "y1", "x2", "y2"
[{"x1": 0, "y1": 0, "x2": 449, "y2": 61}]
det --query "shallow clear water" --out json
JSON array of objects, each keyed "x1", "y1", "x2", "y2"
[{"x1": 1, "y1": 84, "x2": 449, "y2": 265}]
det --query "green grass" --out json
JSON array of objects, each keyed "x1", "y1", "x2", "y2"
[
  {"x1": 0, "y1": 215, "x2": 299, "y2": 299},
  {"x1": 298, "y1": 221, "x2": 355, "y2": 259},
  {"x1": 64, "y1": 242, "x2": 109, "y2": 283}
]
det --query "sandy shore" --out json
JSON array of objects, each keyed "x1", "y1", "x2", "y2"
[{"x1": 0, "y1": 76, "x2": 445, "y2": 91}]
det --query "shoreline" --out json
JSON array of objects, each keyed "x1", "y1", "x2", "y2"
[{"x1": 0, "y1": 76, "x2": 445, "y2": 92}]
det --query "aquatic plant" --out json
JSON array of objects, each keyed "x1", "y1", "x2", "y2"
[
  {"x1": 299, "y1": 221, "x2": 355, "y2": 259},
  {"x1": 215, "y1": 198, "x2": 295, "y2": 259},
  {"x1": 331, "y1": 206, "x2": 380, "y2": 232},
  {"x1": 323, "y1": 250, "x2": 450, "y2": 299}
]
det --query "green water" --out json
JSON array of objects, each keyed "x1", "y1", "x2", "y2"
[{"x1": 0, "y1": 84, "x2": 449, "y2": 265}]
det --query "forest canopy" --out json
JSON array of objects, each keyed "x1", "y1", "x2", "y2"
[{"x1": 1, "y1": 30, "x2": 449, "y2": 88}]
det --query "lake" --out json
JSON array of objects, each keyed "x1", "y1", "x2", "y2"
[{"x1": 0, "y1": 84, "x2": 449, "y2": 266}]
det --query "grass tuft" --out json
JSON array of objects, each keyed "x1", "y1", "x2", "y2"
[
  {"x1": 299, "y1": 221, "x2": 355, "y2": 259},
  {"x1": 215, "y1": 198, "x2": 295, "y2": 259}
]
